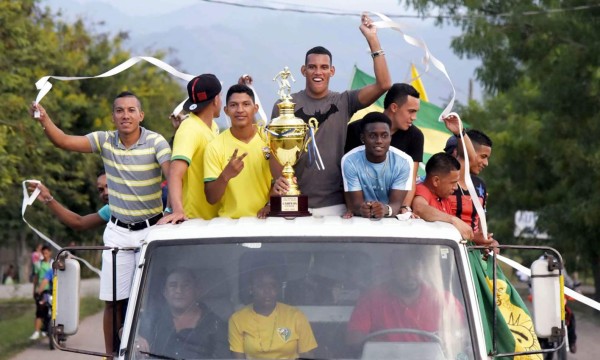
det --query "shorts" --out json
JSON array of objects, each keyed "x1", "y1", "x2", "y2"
[
  {"x1": 99, "y1": 221, "x2": 150, "y2": 301},
  {"x1": 35, "y1": 293, "x2": 49, "y2": 318}
]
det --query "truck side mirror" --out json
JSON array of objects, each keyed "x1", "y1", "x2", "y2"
[
  {"x1": 53, "y1": 253, "x2": 81, "y2": 335},
  {"x1": 530, "y1": 255, "x2": 563, "y2": 340}
]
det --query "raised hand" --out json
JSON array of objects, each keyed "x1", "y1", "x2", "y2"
[
  {"x1": 238, "y1": 74, "x2": 253, "y2": 86},
  {"x1": 442, "y1": 113, "x2": 463, "y2": 136},
  {"x1": 359, "y1": 13, "x2": 377, "y2": 38},
  {"x1": 222, "y1": 149, "x2": 248, "y2": 182}
]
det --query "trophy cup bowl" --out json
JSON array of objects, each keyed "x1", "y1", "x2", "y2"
[{"x1": 266, "y1": 92, "x2": 311, "y2": 217}]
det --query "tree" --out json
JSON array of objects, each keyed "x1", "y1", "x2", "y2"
[
  {"x1": 404, "y1": 0, "x2": 600, "y2": 299},
  {"x1": 0, "y1": 0, "x2": 185, "y2": 278}
]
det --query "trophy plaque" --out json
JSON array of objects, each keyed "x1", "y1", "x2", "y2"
[{"x1": 267, "y1": 67, "x2": 311, "y2": 217}]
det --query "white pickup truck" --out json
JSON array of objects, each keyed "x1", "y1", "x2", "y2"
[{"x1": 51, "y1": 216, "x2": 565, "y2": 359}]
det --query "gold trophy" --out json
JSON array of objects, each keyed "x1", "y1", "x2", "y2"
[{"x1": 267, "y1": 67, "x2": 311, "y2": 217}]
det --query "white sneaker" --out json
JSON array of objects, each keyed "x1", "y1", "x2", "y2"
[
  {"x1": 29, "y1": 331, "x2": 40, "y2": 340},
  {"x1": 41, "y1": 331, "x2": 47, "y2": 337}
]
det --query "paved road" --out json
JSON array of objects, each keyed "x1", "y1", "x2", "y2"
[{"x1": 11, "y1": 311, "x2": 105, "y2": 360}]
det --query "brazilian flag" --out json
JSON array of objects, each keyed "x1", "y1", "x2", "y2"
[
  {"x1": 469, "y1": 250, "x2": 542, "y2": 359},
  {"x1": 349, "y1": 66, "x2": 456, "y2": 177}
]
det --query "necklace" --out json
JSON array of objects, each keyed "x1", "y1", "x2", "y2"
[
  {"x1": 254, "y1": 304, "x2": 278, "y2": 353},
  {"x1": 364, "y1": 156, "x2": 389, "y2": 199},
  {"x1": 364, "y1": 156, "x2": 388, "y2": 180}
]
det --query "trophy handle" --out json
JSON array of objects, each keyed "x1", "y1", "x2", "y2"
[
  {"x1": 256, "y1": 123, "x2": 268, "y2": 142},
  {"x1": 304, "y1": 117, "x2": 319, "y2": 151}
]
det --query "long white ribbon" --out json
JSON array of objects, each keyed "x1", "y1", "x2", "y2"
[
  {"x1": 370, "y1": 11, "x2": 455, "y2": 119},
  {"x1": 22, "y1": 180, "x2": 101, "y2": 276},
  {"x1": 34, "y1": 56, "x2": 195, "y2": 105},
  {"x1": 241, "y1": 74, "x2": 269, "y2": 124},
  {"x1": 369, "y1": 12, "x2": 481, "y2": 230},
  {"x1": 370, "y1": 10, "x2": 600, "y2": 314},
  {"x1": 497, "y1": 254, "x2": 600, "y2": 312}
]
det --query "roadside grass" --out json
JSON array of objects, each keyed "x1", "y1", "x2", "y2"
[{"x1": 0, "y1": 297, "x2": 103, "y2": 360}]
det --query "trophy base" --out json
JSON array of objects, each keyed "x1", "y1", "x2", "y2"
[{"x1": 269, "y1": 195, "x2": 311, "y2": 218}]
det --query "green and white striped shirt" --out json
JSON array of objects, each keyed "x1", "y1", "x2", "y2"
[{"x1": 87, "y1": 127, "x2": 171, "y2": 223}]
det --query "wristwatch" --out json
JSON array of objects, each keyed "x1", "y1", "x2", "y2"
[{"x1": 386, "y1": 204, "x2": 393, "y2": 217}]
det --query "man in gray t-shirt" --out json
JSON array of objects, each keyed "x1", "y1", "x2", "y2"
[{"x1": 270, "y1": 14, "x2": 391, "y2": 214}]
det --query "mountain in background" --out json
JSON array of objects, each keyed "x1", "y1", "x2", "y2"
[{"x1": 43, "y1": 0, "x2": 481, "y2": 124}]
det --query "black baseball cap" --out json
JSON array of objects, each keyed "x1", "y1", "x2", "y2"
[
  {"x1": 184, "y1": 74, "x2": 221, "y2": 111},
  {"x1": 444, "y1": 135, "x2": 458, "y2": 154}
]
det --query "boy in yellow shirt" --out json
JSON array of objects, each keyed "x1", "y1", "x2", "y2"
[
  {"x1": 160, "y1": 74, "x2": 222, "y2": 224},
  {"x1": 204, "y1": 84, "x2": 278, "y2": 218}
]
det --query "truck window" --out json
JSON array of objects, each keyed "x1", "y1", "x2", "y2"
[{"x1": 130, "y1": 240, "x2": 475, "y2": 359}]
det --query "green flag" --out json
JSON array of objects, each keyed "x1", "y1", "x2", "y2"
[
  {"x1": 469, "y1": 250, "x2": 543, "y2": 359},
  {"x1": 349, "y1": 66, "x2": 457, "y2": 176}
]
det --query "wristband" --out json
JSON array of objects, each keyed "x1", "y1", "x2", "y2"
[
  {"x1": 371, "y1": 49, "x2": 385, "y2": 59},
  {"x1": 454, "y1": 128, "x2": 466, "y2": 137},
  {"x1": 164, "y1": 207, "x2": 173, "y2": 214},
  {"x1": 42, "y1": 196, "x2": 54, "y2": 204}
]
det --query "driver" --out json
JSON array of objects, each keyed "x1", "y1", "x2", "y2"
[
  {"x1": 346, "y1": 248, "x2": 464, "y2": 346},
  {"x1": 135, "y1": 267, "x2": 229, "y2": 359}
]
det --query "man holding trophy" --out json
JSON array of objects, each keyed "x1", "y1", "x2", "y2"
[{"x1": 270, "y1": 13, "x2": 392, "y2": 216}]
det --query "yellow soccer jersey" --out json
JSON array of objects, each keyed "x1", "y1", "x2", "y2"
[
  {"x1": 204, "y1": 129, "x2": 272, "y2": 218},
  {"x1": 171, "y1": 113, "x2": 220, "y2": 219},
  {"x1": 228, "y1": 302, "x2": 318, "y2": 359}
]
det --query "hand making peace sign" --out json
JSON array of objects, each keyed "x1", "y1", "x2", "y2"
[{"x1": 221, "y1": 148, "x2": 248, "y2": 182}]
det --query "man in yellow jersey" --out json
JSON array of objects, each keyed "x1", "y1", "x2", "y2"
[
  {"x1": 160, "y1": 74, "x2": 222, "y2": 224},
  {"x1": 204, "y1": 84, "x2": 277, "y2": 218}
]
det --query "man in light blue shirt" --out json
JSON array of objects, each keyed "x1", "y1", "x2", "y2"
[{"x1": 342, "y1": 112, "x2": 413, "y2": 219}]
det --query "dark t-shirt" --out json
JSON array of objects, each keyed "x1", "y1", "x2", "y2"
[
  {"x1": 345, "y1": 119, "x2": 424, "y2": 162},
  {"x1": 271, "y1": 90, "x2": 364, "y2": 208},
  {"x1": 139, "y1": 303, "x2": 229, "y2": 359},
  {"x1": 448, "y1": 174, "x2": 487, "y2": 232}
]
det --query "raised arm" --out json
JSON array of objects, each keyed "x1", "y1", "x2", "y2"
[
  {"x1": 443, "y1": 114, "x2": 476, "y2": 164},
  {"x1": 28, "y1": 182, "x2": 106, "y2": 231},
  {"x1": 30, "y1": 103, "x2": 93, "y2": 153},
  {"x1": 356, "y1": 13, "x2": 392, "y2": 107}
]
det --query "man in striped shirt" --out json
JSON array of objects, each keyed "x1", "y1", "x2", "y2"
[{"x1": 31, "y1": 91, "x2": 170, "y2": 355}]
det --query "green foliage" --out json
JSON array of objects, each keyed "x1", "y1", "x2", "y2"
[
  {"x1": 0, "y1": 0, "x2": 184, "y2": 250},
  {"x1": 404, "y1": 0, "x2": 600, "y2": 292},
  {"x1": 0, "y1": 297, "x2": 105, "y2": 360}
]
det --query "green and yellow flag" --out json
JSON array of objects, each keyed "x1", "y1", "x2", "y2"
[
  {"x1": 349, "y1": 66, "x2": 454, "y2": 176},
  {"x1": 470, "y1": 251, "x2": 542, "y2": 359},
  {"x1": 410, "y1": 63, "x2": 429, "y2": 102}
]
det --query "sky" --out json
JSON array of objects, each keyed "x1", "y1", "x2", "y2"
[{"x1": 41, "y1": 0, "x2": 483, "y2": 117}]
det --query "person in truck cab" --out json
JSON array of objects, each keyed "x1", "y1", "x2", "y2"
[
  {"x1": 346, "y1": 248, "x2": 465, "y2": 350},
  {"x1": 135, "y1": 267, "x2": 229, "y2": 359},
  {"x1": 229, "y1": 267, "x2": 318, "y2": 359}
]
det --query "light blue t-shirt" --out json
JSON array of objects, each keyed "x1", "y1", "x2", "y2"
[
  {"x1": 341, "y1": 146, "x2": 413, "y2": 203},
  {"x1": 97, "y1": 204, "x2": 111, "y2": 222}
]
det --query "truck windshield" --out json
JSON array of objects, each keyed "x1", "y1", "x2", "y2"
[{"x1": 129, "y1": 239, "x2": 474, "y2": 360}]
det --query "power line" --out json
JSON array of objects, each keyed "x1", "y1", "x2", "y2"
[{"x1": 199, "y1": 0, "x2": 600, "y2": 19}]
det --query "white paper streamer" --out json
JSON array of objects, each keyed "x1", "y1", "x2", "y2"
[
  {"x1": 369, "y1": 11, "x2": 455, "y2": 119},
  {"x1": 241, "y1": 74, "x2": 269, "y2": 124},
  {"x1": 34, "y1": 57, "x2": 271, "y2": 128},
  {"x1": 34, "y1": 56, "x2": 196, "y2": 105},
  {"x1": 22, "y1": 180, "x2": 101, "y2": 276},
  {"x1": 497, "y1": 254, "x2": 600, "y2": 312}
]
